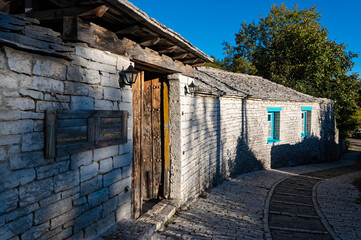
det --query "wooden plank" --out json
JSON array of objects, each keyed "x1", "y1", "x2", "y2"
[
  {"x1": 132, "y1": 71, "x2": 143, "y2": 219},
  {"x1": 57, "y1": 118, "x2": 87, "y2": 128},
  {"x1": 115, "y1": 25, "x2": 140, "y2": 35},
  {"x1": 162, "y1": 79, "x2": 170, "y2": 198},
  {"x1": 142, "y1": 78, "x2": 153, "y2": 199},
  {"x1": 79, "y1": 5, "x2": 109, "y2": 19},
  {"x1": 152, "y1": 78, "x2": 162, "y2": 198},
  {"x1": 88, "y1": 117, "x2": 95, "y2": 145},
  {"x1": 139, "y1": 37, "x2": 161, "y2": 47},
  {"x1": 57, "y1": 110, "x2": 95, "y2": 119},
  {"x1": 45, "y1": 109, "x2": 56, "y2": 159}
]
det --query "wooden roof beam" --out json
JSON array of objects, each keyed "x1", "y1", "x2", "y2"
[
  {"x1": 158, "y1": 45, "x2": 178, "y2": 54},
  {"x1": 172, "y1": 53, "x2": 188, "y2": 60},
  {"x1": 115, "y1": 25, "x2": 140, "y2": 35},
  {"x1": 26, "y1": 5, "x2": 108, "y2": 21},
  {"x1": 139, "y1": 37, "x2": 161, "y2": 47}
]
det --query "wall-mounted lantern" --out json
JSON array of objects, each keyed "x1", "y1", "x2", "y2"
[
  {"x1": 186, "y1": 81, "x2": 199, "y2": 95},
  {"x1": 119, "y1": 65, "x2": 140, "y2": 86}
]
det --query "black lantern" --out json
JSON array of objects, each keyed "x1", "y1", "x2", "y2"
[
  {"x1": 187, "y1": 81, "x2": 199, "y2": 94},
  {"x1": 119, "y1": 65, "x2": 140, "y2": 86}
]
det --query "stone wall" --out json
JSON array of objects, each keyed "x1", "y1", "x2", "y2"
[
  {"x1": 168, "y1": 74, "x2": 338, "y2": 203},
  {"x1": 0, "y1": 44, "x2": 133, "y2": 240}
]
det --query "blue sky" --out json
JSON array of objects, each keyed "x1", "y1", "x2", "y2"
[{"x1": 130, "y1": 0, "x2": 361, "y2": 76}]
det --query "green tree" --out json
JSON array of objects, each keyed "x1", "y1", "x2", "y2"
[{"x1": 223, "y1": 4, "x2": 360, "y2": 136}]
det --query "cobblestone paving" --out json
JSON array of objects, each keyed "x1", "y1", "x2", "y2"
[
  {"x1": 158, "y1": 150, "x2": 360, "y2": 240},
  {"x1": 317, "y1": 171, "x2": 361, "y2": 240},
  {"x1": 268, "y1": 166, "x2": 357, "y2": 240}
]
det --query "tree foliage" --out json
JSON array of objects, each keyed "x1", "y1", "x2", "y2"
[{"x1": 223, "y1": 4, "x2": 360, "y2": 136}]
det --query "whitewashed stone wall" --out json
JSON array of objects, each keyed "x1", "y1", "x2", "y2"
[
  {"x1": 168, "y1": 74, "x2": 337, "y2": 203},
  {"x1": 0, "y1": 45, "x2": 133, "y2": 240}
]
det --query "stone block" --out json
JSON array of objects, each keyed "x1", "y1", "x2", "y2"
[
  {"x1": 21, "y1": 132, "x2": 44, "y2": 152},
  {"x1": 21, "y1": 76, "x2": 64, "y2": 94},
  {"x1": 122, "y1": 165, "x2": 131, "y2": 179},
  {"x1": 96, "y1": 212, "x2": 115, "y2": 234},
  {"x1": 121, "y1": 90, "x2": 132, "y2": 103},
  {"x1": 73, "y1": 196, "x2": 87, "y2": 206},
  {"x1": 19, "y1": 89, "x2": 44, "y2": 101},
  {"x1": 73, "y1": 56, "x2": 116, "y2": 73},
  {"x1": 36, "y1": 162, "x2": 62, "y2": 180},
  {"x1": 5, "y1": 202, "x2": 39, "y2": 223},
  {"x1": 44, "y1": 93, "x2": 70, "y2": 102},
  {"x1": 39, "y1": 193, "x2": 61, "y2": 208},
  {"x1": 88, "y1": 188, "x2": 109, "y2": 207},
  {"x1": 54, "y1": 170, "x2": 80, "y2": 193},
  {"x1": 93, "y1": 145, "x2": 119, "y2": 161},
  {"x1": 0, "y1": 189, "x2": 18, "y2": 215},
  {"x1": 80, "y1": 175, "x2": 102, "y2": 196},
  {"x1": 34, "y1": 197, "x2": 72, "y2": 224},
  {"x1": 33, "y1": 120, "x2": 44, "y2": 132},
  {"x1": 115, "y1": 201, "x2": 131, "y2": 221},
  {"x1": 36, "y1": 101, "x2": 67, "y2": 112},
  {"x1": 101, "y1": 72, "x2": 119, "y2": 88},
  {"x1": 33, "y1": 58, "x2": 66, "y2": 80},
  {"x1": 5, "y1": 214, "x2": 33, "y2": 236},
  {"x1": 103, "y1": 168, "x2": 122, "y2": 187},
  {"x1": 89, "y1": 86, "x2": 103, "y2": 99},
  {"x1": 118, "y1": 102, "x2": 132, "y2": 113},
  {"x1": 0, "y1": 147, "x2": 5, "y2": 161},
  {"x1": 20, "y1": 222, "x2": 49, "y2": 240},
  {"x1": 109, "y1": 177, "x2": 131, "y2": 197},
  {"x1": 5, "y1": 47, "x2": 32, "y2": 75},
  {"x1": 83, "y1": 68, "x2": 101, "y2": 84},
  {"x1": 64, "y1": 81, "x2": 89, "y2": 96},
  {"x1": 116, "y1": 56, "x2": 131, "y2": 71},
  {"x1": 99, "y1": 157, "x2": 113, "y2": 173},
  {"x1": 116, "y1": 190, "x2": 131, "y2": 207},
  {"x1": 11, "y1": 151, "x2": 47, "y2": 170},
  {"x1": 84, "y1": 223, "x2": 97, "y2": 239},
  {"x1": 102, "y1": 197, "x2": 117, "y2": 217},
  {"x1": 61, "y1": 186, "x2": 80, "y2": 199},
  {"x1": 94, "y1": 99, "x2": 117, "y2": 110},
  {"x1": 19, "y1": 178, "x2": 53, "y2": 206},
  {"x1": 66, "y1": 65, "x2": 83, "y2": 81},
  {"x1": 119, "y1": 142, "x2": 132, "y2": 155},
  {"x1": 70, "y1": 96, "x2": 94, "y2": 110},
  {"x1": 0, "y1": 51, "x2": 6, "y2": 69},
  {"x1": 5, "y1": 98, "x2": 35, "y2": 110},
  {"x1": 21, "y1": 111, "x2": 45, "y2": 120},
  {"x1": 104, "y1": 87, "x2": 121, "y2": 101},
  {"x1": 70, "y1": 150, "x2": 93, "y2": 170},
  {"x1": 0, "y1": 110, "x2": 21, "y2": 121},
  {"x1": 0, "y1": 120, "x2": 33, "y2": 135},
  {"x1": 73, "y1": 206, "x2": 102, "y2": 232},
  {"x1": 75, "y1": 45, "x2": 117, "y2": 66},
  {"x1": 4, "y1": 168, "x2": 36, "y2": 189},
  {"x1": 0, "y1": 74, "x2": 19, "y2": 89},
  {"x1": 50, "y1": 211, "x2": 75, "y2": 230},
  {"x1": 80, "y1": 162, "x2": 99, "y2": 182},
  {"x1": 36, "y1": 226, "x2": 62, "y2": 240},
  {"x1": 0, "y1": 135, "x2": 21, "y2": 146},
  {"x1": 113, "y1": 152, "x2": 132, "y2": 169}
]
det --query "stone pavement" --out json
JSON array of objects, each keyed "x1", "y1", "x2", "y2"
[{"x1": 159, "y1": 139, "x2": 361, "y2": 240}]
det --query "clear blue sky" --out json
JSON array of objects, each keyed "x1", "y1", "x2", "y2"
[{"x1": 130, "y1": 0, "x2": 361, "y2": 76}]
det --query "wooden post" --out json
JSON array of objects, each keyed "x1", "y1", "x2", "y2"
[
  {"x1": 163, "y1": 80, "x2": 170, "y2": 198},
  {"x1": 45, "y1": 109, "x2": 56, "y2": 159}
]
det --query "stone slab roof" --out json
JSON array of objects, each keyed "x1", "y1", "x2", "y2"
[{"x1": 195, "y1": 67, "x2": 331, "y2": 103}]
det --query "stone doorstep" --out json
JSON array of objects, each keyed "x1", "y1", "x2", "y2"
[{"x1": 101, "y1": 199, "x2": 181, "y2": 240}]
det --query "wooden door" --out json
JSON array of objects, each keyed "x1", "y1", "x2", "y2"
[{"x1": 132, "y1": 72, "x2": 167, "y2": 219}]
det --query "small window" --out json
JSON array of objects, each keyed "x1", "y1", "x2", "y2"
[
  {"x1": 267, "y1": 108, "x2": 281, "y2": 144},
  {"x1": 301, "y1": 107, "x2": 312, "y2": 137}
]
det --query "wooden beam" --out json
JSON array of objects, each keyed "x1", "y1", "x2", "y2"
[
  {"x1": 115, "y1": 25, "x2": 140, "y2": 35},
  {"x1": 63, "y1": 18, "x2": 195, "y2": 77},
  {"x1": 158, "y1": 46, "x2": 178, "y2": 54},
  {"x1": 139, "y1": 37, "x2": 161, "y2": 47},
  {"x1": 26, "y1": 5, "x2": 108, "y2": 21},
  {"x1": 172, "y1": 53, "x2": 188, "y2": 60}
]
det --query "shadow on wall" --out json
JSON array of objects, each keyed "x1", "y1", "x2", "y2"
[{"x1": 270, "y1": 104, "x2": 339, "y2": 169}]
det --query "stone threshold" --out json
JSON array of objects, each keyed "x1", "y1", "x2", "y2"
[{"x1": 101, "y1": 199, "x2": 180, "y2": 240}]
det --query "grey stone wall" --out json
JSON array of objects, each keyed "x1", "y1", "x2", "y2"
[
  {"x1": 169, "y1": 74, "x2": 338, "y2": 203},
  {"x1": 0, "y1": 45, "x2": 133, "y2": 240}
]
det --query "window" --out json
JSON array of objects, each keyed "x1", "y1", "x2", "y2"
[
  {"x1": 301, "y1": 107, "x2": 312, "y2": 137},
  {"x1": 267, "y1": 108, "x2": 281, "y2": 144}
]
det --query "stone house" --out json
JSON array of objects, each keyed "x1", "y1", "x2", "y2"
[{"x1": 0, "y1": 0, "x2": 340, "y2": 239}]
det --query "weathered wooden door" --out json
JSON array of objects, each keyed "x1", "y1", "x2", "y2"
[{"x1": 132, "y1": 72, "x2": 168, "y2": 219}]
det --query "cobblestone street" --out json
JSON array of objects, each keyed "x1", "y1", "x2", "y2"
[{"x1": 159, "y1": 139, "x2": 361, "y2": 240}]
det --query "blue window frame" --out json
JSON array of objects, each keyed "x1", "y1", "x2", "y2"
[
  {"x1": 267, "y1": 108, "x2": 281, "y2": 144},
  {"x1": 301, "y1": 107, "x2": 312, "y2": 137}
]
